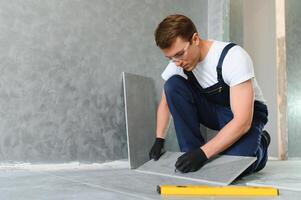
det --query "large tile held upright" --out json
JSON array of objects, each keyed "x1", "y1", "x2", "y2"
[
  {"x1": 122, "y1": 72, "x2": 157, "y2": 169},
  {"x1": 136, "y1": 151, "x2": 257, "y2": 186}
]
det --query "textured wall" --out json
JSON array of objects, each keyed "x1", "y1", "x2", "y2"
[
  {"x1": 208, "y1": 0, "x2": 224, "y2": 41},
  {"x1": 0, "y1": 0, "x2": 207, "y2": 163},
  {"x1": 242, "y1": 0, "x2": 279, "y2": 158},
  {"x1": 286, "y1": 0, "x2": 301, "y2": 158},
  {"x1": 229, "y1": 0, "x2": 243, "y2": 46}
]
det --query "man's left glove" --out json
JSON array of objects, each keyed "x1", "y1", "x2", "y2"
[
  {"x1": 149, "y1": 138, "x2": 166, "y2": 161},
  {"x1": 175, "y1": 148, "x2": 208, "y2": 173}
]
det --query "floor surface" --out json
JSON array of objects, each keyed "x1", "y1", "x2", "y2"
[
  {"x1": 243, "y1": 160, "x2": 301, "y2": 192},
  {"x1": 0, "y1": 160, "x2": 300, "y2": 200}
]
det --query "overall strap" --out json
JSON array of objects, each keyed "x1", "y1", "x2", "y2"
[{"x1": 216, "y1": 43, "x2": 237, "y2": 82}]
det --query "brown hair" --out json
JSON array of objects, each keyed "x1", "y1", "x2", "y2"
[{"x1": 154, "y1": 14, "x2": 197, "y2": 49}]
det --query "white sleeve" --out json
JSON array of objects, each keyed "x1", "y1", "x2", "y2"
[
  {"x1": 161, "y1": 61, "x2": 187, "y2": 81},
  {"x1": 222, "y1": 46, "x2": 255, "y2": 87}
]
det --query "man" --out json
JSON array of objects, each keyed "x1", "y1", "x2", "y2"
[{"x1": 149, "y1": 14, "x2": 270, "y2": 176}]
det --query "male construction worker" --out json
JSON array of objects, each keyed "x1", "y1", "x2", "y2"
[{"x1": 149, "y1": 14, "x2": 270, "y2": 176}]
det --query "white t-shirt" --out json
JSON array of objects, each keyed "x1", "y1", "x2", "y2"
[{"x1": 161, "y1": 40, "x2": 265, "y2": 102}]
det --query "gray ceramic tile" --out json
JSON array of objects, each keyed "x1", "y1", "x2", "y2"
[
  {"x1": 136, "y1": 151, "x2": 257, "y2": 186},
  {"x1": 122, "y1": 72, "x2": 157, "y2": 169},
  {"x1": 245, "y1": 160, "x2": 301, "y2": 192}
]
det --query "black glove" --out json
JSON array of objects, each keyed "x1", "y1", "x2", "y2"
[
  {"x1": 175, "y1": 148, "x2": 208, "y2": 173},
  {"x1": 149, "y1": 138, "x2": 166, "y2": 161}
]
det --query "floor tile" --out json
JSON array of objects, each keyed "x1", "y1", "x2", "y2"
[{"x1": 136, "y1": 151, "x2": 257, "y2": 185}]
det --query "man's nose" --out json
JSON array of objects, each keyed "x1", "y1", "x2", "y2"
[{"x1": 175, "y1": 60, "x2": 184, "y2": 67}]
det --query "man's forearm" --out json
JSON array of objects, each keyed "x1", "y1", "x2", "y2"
[
  {"x1": 201, "y1": 118, "x2": 251, "y2": 159},
  {"x1": 156, "y1": 100, "x2": 171, "y2": 139}
]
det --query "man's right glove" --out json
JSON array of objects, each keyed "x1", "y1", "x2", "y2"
[
  {"x1": 175, "y1": 148, "x2": 208, "y2": 173},
  {"x1": 149, "y1": 138, "x2": 166, "y2": 161}
]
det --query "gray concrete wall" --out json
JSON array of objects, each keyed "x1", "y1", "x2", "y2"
[
  {"x1": 230, "y1": 0, "x2": 279, "y2": 158},
  {"x1": 243, "y1": 0, "x2": 278, "y2": 158},
  {"x1": 286, "y1": 0, "x2": 301, "y2": 158},
  {"x1": 229, "y1": 0, "x2": 243, "y2": 46},
  {"x1": 0, "y1": 0, "x2": 207, "y2": 163},
  {"x1": 208, "y1": 0, "x2": 224, "y2": 41}
]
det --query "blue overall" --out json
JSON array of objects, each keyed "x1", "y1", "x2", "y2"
[{"x1": 164, "y1": 43, "x2": 269, "y2": 175}]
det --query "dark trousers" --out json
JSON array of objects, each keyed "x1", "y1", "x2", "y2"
[{"x1": 164, "y1": 75, "x2": 268, "y2": 175}]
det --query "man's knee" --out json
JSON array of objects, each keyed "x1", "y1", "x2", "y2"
[{"x1": 164, "y1": 75, "x2": 187, "y2": 96}]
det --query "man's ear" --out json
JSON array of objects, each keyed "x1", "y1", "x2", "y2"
[{"x1": 192, "y1": 33, "x2": 200, "y2": 46}]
